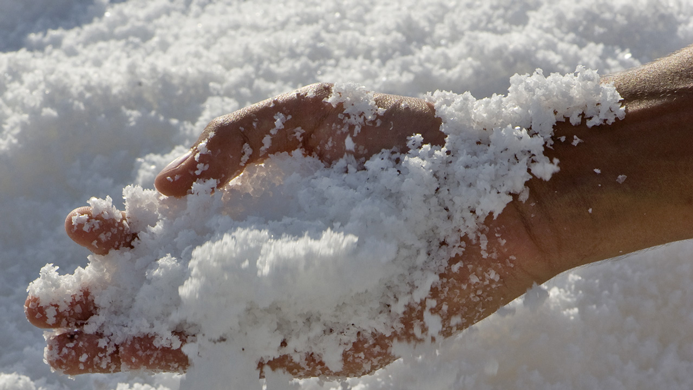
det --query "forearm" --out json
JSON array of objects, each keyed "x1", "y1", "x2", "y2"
[{"x1": 515, "y1": 46, "x2": 693, "y2": 275}]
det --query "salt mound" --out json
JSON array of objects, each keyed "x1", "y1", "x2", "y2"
[{"x1": 28, "y1": 67, "x2": 623, "y2": 388}]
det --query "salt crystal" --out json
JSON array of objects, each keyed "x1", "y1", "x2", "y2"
[
  {"x1": 344, "y1": 135, "x2": 355, "y2": 151},
  {"x1": 240, "y1": 143, "x2": 253, "y2": 166},
  {"x1": 194, "y1": 163, "x2": 209, "y2": 175},
  {"x1": 259, "y1": 134, "x2": 272, "y2": 155}
]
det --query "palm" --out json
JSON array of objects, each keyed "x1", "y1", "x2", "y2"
[{"x1": 25, "y1": 83, "x2": 553, "y2": 376}]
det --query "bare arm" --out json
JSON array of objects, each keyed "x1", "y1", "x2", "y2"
[{"x1": 25, "y1": 45, "x2": 693, "y2": 377}]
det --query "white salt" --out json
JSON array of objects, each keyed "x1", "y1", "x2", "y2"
[
  {"x1": 5, "y1": 1, "x2": 693, "y2": 390},
  {"x1": 344, "y1": 134, "x2": 356, "y2": 151},
  {"x1": 28, "y1": 68, "x2": 623, "y2": 389},
  {"x1": 259, "y1": 135, "x2": 272, "y2": 155},
  {"x1": 240, "y1": 144, "x2": 253, "y2": 167},
  {"x1": 87, "y1": 196, "x2": 122, "y2": 221},
  {"x1": 326, "y1": 83, "x2": 386, "y2": 136}
]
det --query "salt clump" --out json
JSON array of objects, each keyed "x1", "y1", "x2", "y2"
[{"x1": 28, "y1": 67, "x2": 623, "y2": 388}]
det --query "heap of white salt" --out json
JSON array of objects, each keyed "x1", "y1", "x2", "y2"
[{"x1": 28, "y1": 67, "x2": 623, "y2": 388}]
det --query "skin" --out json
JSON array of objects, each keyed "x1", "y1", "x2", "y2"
[{"x1": 25, "y1": 45, "x2": 693, "y2": 377}]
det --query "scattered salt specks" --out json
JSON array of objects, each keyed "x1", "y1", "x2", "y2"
[
  {"x1": 617, "y1": 174, "x2": 627, "y2": 184},
  {"x1": 194, "y1": 163, "x2": 209, "y2": 175},
  {"x1": 240, "y1": 143, "x2": 253, "y2": 167},
  {"x1": 259, "y1": 135, "x2": 272, "y2": 155},
  {"x1": 588, "y1": 208, "x2": 592, "y2": 214},
  {"x1": 72, "y1": 213, "x2": 99, "y2": 232},
  {"x1": 273, "y1": 113, "x2": 290, "y2": 133},
  {"x1": 260, "y1": 113, "x2": 291, "y2": 155},
  {"x1": 572, "y1": 135, "x2": 583, "y2": 146},
  {"x1": 344, "y1": 135, "x2": 356, "y2": 151},
  {"x1": 195, "y1": 132, "x2": 214, "y2": 161},
  {"x1": 326, "y1": 83, "x2": 386, "y2": 136},
  {"x1": 594, "y1": 168, "x2": 601, "y2": 174},
  {"x1": 293, "y1": 127, "x2": 306, "y2": 142},
  {"x1": 30, "y1": 68, "x2": 624, "y2": 389},
  {"x1": 6, "y1": 1, "x2": 693, "y2": 389}
]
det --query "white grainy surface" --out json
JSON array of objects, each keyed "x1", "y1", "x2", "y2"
[{"x1": 2, "y1": 0, "x2": 693, "y2": 389}]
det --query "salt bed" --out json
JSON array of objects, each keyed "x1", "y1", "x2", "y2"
[{"x1": 2, "y1": 0, "x2": 693, "y2": 389}]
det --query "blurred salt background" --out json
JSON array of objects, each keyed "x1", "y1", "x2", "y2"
[{"x1": 2, "y1": 0, "x2": 693, "y2": 389}]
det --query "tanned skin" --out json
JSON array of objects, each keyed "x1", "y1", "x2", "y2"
[{"x1": 26, "y1": 45, "x2": 693, "y2": 377}]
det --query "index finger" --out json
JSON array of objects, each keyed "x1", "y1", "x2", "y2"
[{"x1": 154, "y1": 83, "x2": 334, "y2": 197}]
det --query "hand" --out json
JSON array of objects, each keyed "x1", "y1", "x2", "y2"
[
  {"x1": 27, "y1": 83, "x2": 454, "y2": 376},
  {"x1": 25, "y1": 45, "x2": 693, "y2": 377}
]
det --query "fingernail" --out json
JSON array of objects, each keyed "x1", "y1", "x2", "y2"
[{"x1": 160, "y1": 150, "x2": 192, "y2": 176}]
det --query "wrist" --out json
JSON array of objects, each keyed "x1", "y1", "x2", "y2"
[{"x1": 511, "y1": 70, "x2": 693, "y2": 274}]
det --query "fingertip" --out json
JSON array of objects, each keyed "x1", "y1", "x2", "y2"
[
  {"x1": 65, "y1": 207, "x2": 133, "y2": 255},
  {"x1": 25, "y1": 290, "x2": 95, "y2": 329},
  {"x1": 24, "y1": 295, "x2": 49, "y2": 329},
  {"x1": 64, "y1": 206, "x2": 90, "y2": 239},
  {"x1": 154, "y1": 150, "x2": 198, "y2": 197},
  {"x1": 154, "y1": 148, "x2": 235, "y2": 198},
  {"x1": 64, "y1": 207, "x2": 105, "y2": 254}
]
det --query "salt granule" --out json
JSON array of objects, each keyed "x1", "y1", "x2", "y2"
[
  {"x1": 344, "y1": 135, "x2": 356, "y2": 151},
  {"x1": 29, "y1": 67, "x2": 623, "y2": 387},
  {"x1": 240, "y1": 144, "x2": 253, "y2": 166},
  {"x1": 72, "y1": 213, "x2": 99, "y2": 232}
]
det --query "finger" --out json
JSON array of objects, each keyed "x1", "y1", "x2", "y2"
[
  {"x1": 308, "y1": 92, "x2": 444, "y2": 163},
  {"x1": 46, "y1": 331, "x2": 121, "y2": 375},
  {"x1": 120, "y1": 333, "x2": 190, "y2": 372},
  {"x1": 45, "y1": 331, "x2": 190, "y2": 375},
  {"x1": 154, "y1": 84, "x2": 445, "y2": 197},
  {"x1": 65, "y1": 206, "x2": 135, "y2": 255},
  {"x1": 25, "y1": 289, "x2": 95, "y2": 329},
  {"x1": 154, "y1": 83, "x2": 334, "y2": 197},
  {"x1": 262, "y1": 332, "x2": 396, "y2": 378}
]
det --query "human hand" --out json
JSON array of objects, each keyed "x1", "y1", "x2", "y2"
[
  {"x1": 26, "y1": 83, "x2": 456, "y2": 377},
  {"x1": 25, "y1": 44, "x2": 693, "y2": 377}
]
